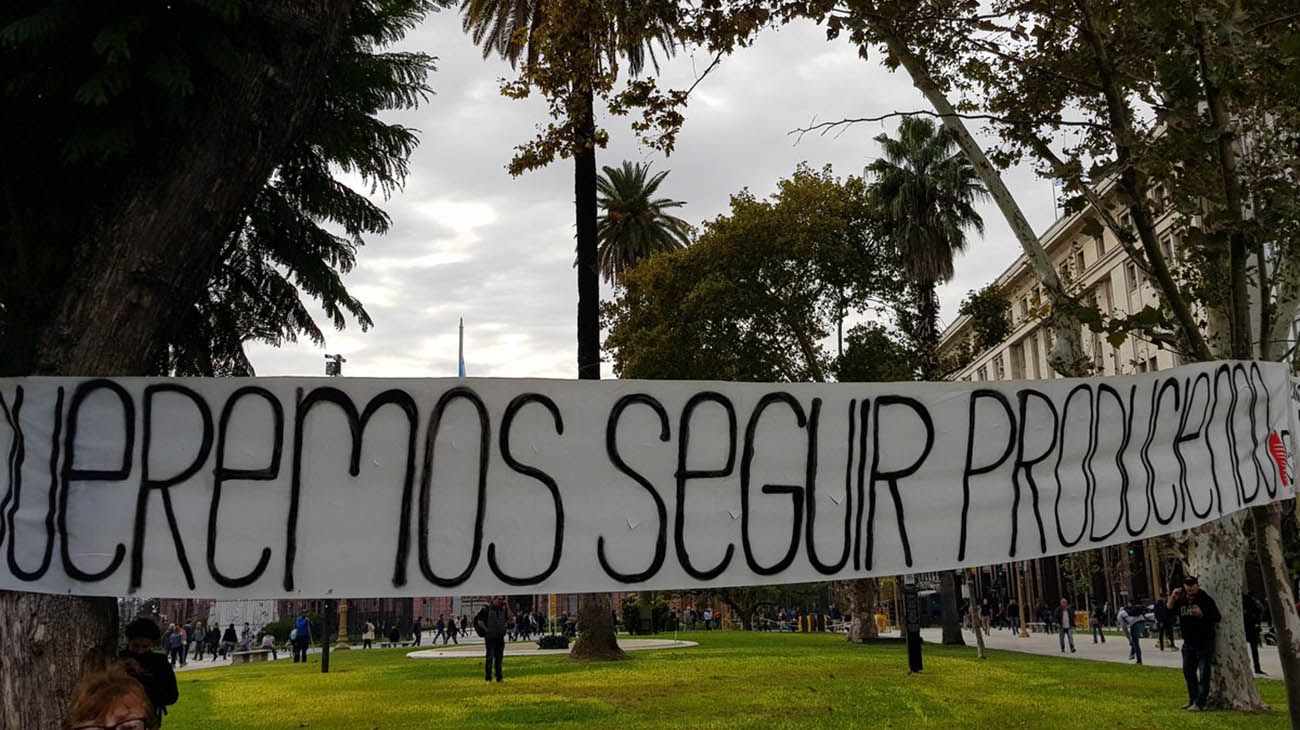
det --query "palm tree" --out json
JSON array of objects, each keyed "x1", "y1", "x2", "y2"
[
  {"x1": 460, "y1": 0, "x2": 675, "y2": 659},
  {"x1": 868, "y1": 116, "x2": 987, "y2": 647},
  {"x1": 867, "y1": 116, "x2": 987, "y2": 377},
  {"x1": 596, "y1": 161, "x2": 691, "y2": 284}
]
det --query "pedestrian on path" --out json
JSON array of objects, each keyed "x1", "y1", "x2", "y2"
[
  {"x1": 1057, "y1": 599, "x2": 1076, "y2": 653},
  {"x1": 362, "y1": 621, "x2": 375, "y2": 649},
  {"x1": 1169, "y1": 576, "x2": 1221, "y2": 711},
  {"x1": 1243, "y1": 591, "x2": 1266, "y2": 675},
  {"x1": 1153, "y1": 593, "x2": 1176, "y2": 651},
  {"x1": 412, "y1": 617, "x2": 423, "y2": 647},
  {"x1": 1117, "y1": 604, "x2": 1146, "y2": 664},
  {"x1": 292, "y1": 611, "x2": 311, "y2": 663},
  {"x1": 477, "y1": 596, "x2": 511, "y2": 683},
  {"x1": 1089, "y1": 601, "x2": 1106, "y2": 644}
]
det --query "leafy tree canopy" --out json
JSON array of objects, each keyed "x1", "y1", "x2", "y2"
[
  {"x1": 603, "y1": 164, "x2": 905, "y2": 382},
  {"x1": 0, "y1": 0, "x2": 440, "y2": 375}
]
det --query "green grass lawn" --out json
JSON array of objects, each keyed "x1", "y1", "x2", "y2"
[{"x1": 167, "y1": 632, "x2": 1286, "y2": 729}]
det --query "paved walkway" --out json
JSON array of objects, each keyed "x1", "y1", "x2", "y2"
[
  {"x1": 908, "y1": 626, "x2": 1281, "y2": 679},
  {"x1": 408, "y1": 638, "x2": 696, "y2": 659}
]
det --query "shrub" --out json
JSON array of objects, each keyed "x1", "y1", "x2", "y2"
[
  {"x1": 260, "y1": 621, "x2": 291, "y2": 643},
  {"x1": 537, "y1": 634, "x2": 569, "y2": 650}
]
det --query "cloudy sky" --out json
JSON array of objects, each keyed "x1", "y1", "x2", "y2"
[{"x1": 247, "y1": 8, "x2": 1062, "y2": 379}]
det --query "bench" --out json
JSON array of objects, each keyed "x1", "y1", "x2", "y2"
[
  {"x1": 379, "y1": 641, "x2": 416, "y2": 648},
  {"x1": 230, "y1": 649, "x2": 272, "y2": 664},
  {"x1": 1027, "y1": 622, "x2": 1049, "y2": 634}
]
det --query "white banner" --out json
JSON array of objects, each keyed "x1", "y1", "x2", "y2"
[{"x1": 0, "y1": 361, "x2": 1294, "y2": 598}]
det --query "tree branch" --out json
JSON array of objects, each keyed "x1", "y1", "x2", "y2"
[{"x1": 790, "y1": 109, "x2": 1105, "y2": 145}]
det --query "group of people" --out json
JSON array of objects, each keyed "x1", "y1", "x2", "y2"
[{"x1": 158, "y1": 620, "x2": 256, "y2": 667}]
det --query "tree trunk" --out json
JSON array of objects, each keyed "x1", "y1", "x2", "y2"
[
  {"x1": 2, "y1": 4, "x2": 356, "y2": 727},
  {"x1": 864, "y1": 9, "x2": 1090, "y2": 377},
  {"x1": 568, "y1": 82, "x2": 622, "y2": 660},
  {"x1": 939, "y1": 570, "x2": 965, "y2": 645},
  {"x1": 915, "y1": 281, "x2": 940, "y2": 379},
  {"x1": 571, "y1": 592, "x2": 625, "y2": 660},
  {"x1": 0, "y1": 594, "x2": 118, "y2": 728},
  {"x1": 1252, "y1": 503, "x2": 1300, "y2": 728},
  {"x1": 1183, "y1": 513, "x2": 1268, "y2": 711},
  {"x1": 846, "y1": 578, "x2": 879, "y2": 642}
]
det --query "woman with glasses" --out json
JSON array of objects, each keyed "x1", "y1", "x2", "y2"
[{"x1": 67, "y1": 665, "x2": 158, "y2": 730}]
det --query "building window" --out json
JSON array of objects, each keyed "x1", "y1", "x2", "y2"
[
  {"x1": 1148, "y1": 355, "x2": 1159, "y2": 372},
  {"x1": 1125, "y1": 262, "x2": 1139, "y2": 293},
  {"x1": 1091, "y1": 332, "x2": 1105, "y2": 372},
  {"x1": 1010, "y1": 342, "x2": 1026, "y2": 380},
  {"x1": 992, "y1": 356, "x2": 1005, "y2": 380},
  {"x1": 1075, "y1": 249, "x2": 1086, "y2": 273},
  {"x1": 1096, "y1": 235, "x2": 1107, "y2": 258},
  {"x1": 977, "y1": 365, "x2": 988, "y2": 382}
]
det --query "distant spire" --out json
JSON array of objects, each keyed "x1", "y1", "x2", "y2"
[{"x1": 457, "y1": 317, "x2": 466, "y2": 378}]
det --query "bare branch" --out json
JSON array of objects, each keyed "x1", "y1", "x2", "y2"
[{"x1": 790, "y1": 109, "x2": 1105, "y2": 145}]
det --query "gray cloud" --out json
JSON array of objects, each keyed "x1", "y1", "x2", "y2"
[{"x1": 247, "y1": 11, "x2": 1059, "y2": 379}]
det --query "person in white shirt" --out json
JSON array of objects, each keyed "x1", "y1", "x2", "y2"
[{"x1": 1117, "y1": 605, "x2": 1147, "y2": 665}]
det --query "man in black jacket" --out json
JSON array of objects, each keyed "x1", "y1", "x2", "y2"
[
  {"x1": 476, "y1": 596, "x2": 511, "y2": 683},
  {"x1": 1169, "y1": 576, "x2": 1222, "y2": 711},
  {"x1": 120, "y1": 618, "x2": 179, "y2": 725},
  {"x1": 1243, "y1": 591, "x2": 1266, "y2": 675}
]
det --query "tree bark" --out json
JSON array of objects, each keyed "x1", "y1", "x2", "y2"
[
  {"x1": 1, "y1": 4, "x2": 356, "y2": 727},
  {"x1": 846, "y1": 578, "x2": 879, "y2": 642},
  {"x1": 1183, "y1": 514, "x2": 1268, "y2": 711},
  {"x1": 569, "y1": 80, "x2": 622, "y2": 660},
  {"x1": 571, "y1": 591, "x2": 625, "y2": 660},
  {"x1": 863, "y1": 8, "x2": 1090, "y2": 377},
  {"x1": 1252, "y1": 503, "x2": 1300, "y2": 727}
]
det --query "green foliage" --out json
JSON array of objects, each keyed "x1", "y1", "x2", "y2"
[
  {"x1": 460, "y1": 0, "x2": 678, "y2": 175},
  {"x1": 867, "y1": 117, "x2": 987, "y2": 286},
  {"x1": 868, "y1": 117, "x2": 987, "y2": 378},
  {"x1": 596, "y1": 161, "x2": 692, "y2": 284},
  {"x1": 259, "y1": 621, "x2": 291, "y2": 643},
  {"x1": 604, "y1": 164, "x2": 904, "y2": 383},
  {"x1": 958, "y1": 284, "x2": 1012, "y2": 351},
  {"x1": 834, "y1": 323, "x2": 916, "y2": 382},
  {"x1": 0, "y1": 0, "x2": 438, "y2": 375}
]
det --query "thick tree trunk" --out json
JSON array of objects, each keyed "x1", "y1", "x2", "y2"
[
  {"x1": 939, "y1": 570, "x2": 964, "y2": 645},
  {"x1": 846, "y1": 578, "x2": 879, "y2": 642},
  {"x1": 1, "y1": 4, "x2": 356, "y2": 728},
  {"x1": 1183, "y1": 514, "x2": 1268, "y2": 712},
  {"x1": 0, "y1": 594, "x2": 118, "y2": 728},
  {"x1": 1252, "y1": 503, "x2": 1300, "y2": 727},
  {"x1": 965, "y1": 572, "x2": 987, "y2": 659},
  {"x1": 571, "y1": 592, "x2": 626, "y2": 660}
]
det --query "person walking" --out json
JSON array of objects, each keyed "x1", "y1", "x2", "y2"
[
  {"x1": 461, "y1": 615, "x2": 470, "y2": 637},
  {"x1": 412, "y1": 616, "x2": 423, "y2": 647},
  {"x1": 191, "y1": 621, "x2": 205, "y2": 661},
  {"x1": 1089, "y1": 601, "x2": 1106, "y2": 644},
  {"x1": 477, "y1": 596, "x2": 511, "y2": 683},
  {"x1": 443, "y1": 614, "x2": 458, "y2": 645},
  {"x1": 292, "y1": 611, "x2": 311, "y2": 663},
  {"x1": 1006, "y1": 599, "x2": 1019, "y2": 633},
  {"x1": 1153, "y1": 593, "x2": 1176, "y2": 651},
  {"x1": 179, "y1": 621, "x2": 192, "y2": 667},
  {"x1": 1117, "y1": 604, "x2": 1147, "y2": 664},
  {"x1": 1243, "y1": 591, "x2": 1266, "y2": 675},
  {"x1": 1169, "y1": 576, "x2": 1221, "y2": 711},
  {"x1": 362, "y1": 621, "x2": 376, "y2": 649},
  {"x1": 1057, "y1": 598, "x2": 1076, "y2": 653},
  {"x1": 119, "y1": 618, "x2": 179, "y2": 726},
  {"x1": 165, "y1": 625, "x2": 184, "y2": 668},
  {"x1": 221, "y1": 623, "x2": 238, "y2": 660},
  {"x1": 205, "y1": 624, "x2": 220, "y2": 660},
  {"x1": 434, "y1": 615, "x2": 447, "y2": 644}
]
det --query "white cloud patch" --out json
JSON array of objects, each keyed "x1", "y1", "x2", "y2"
[{"x1": 248, "y1": 11, "x2": 1060, "y2": 379}]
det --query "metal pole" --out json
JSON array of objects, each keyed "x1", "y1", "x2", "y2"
[{"x1": 321, "y1": 598, "x2": 333, "y2": 674}]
